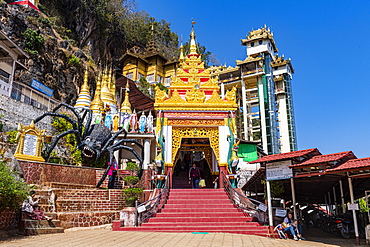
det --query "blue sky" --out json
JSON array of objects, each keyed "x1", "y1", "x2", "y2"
[{"x1": 137, "y1": 0, "x2": 370, "y2": 158}]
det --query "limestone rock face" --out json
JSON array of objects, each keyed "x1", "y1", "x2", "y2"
[{"x1": 0, "y1": 3, "x2": 90, "y2": 105}]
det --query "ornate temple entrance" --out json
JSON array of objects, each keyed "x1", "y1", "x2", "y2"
[{"x1": 154, "y1": 27, "x2": 238, "y2": 188}]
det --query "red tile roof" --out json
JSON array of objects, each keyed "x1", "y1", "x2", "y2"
[
  {"x1": 326, "y1": 157, "x2": 370, "y2": 173},
  {"x1": 250, "y1": 148, "x2": 321, "y2": 163},
  {"x1": 290, "y1": 151, "x2": 357, "y2": 168}
]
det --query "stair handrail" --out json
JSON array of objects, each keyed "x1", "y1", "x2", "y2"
[
  {"x1": 221, "y1": 170, "x2": 267, "y2": 223},
  {"x1": 135, "y1": 171, "x2": 170, "y2": 226}
]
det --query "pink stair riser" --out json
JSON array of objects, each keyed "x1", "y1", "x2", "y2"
[{"x1": 113, "y1": 189, "x2": 268, "y2": 237}]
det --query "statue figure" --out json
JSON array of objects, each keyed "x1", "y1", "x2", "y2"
[
  {"x1": 121, "y1": 112, "x2": 130, "y2": 132},
  {"x1": 147, "y1": 111, "x2": 154, "y2": 133},
  {"x1": 104, "y1": 105, "x2": 112, "y2": 130},
  {"x1": 113, "y1": 114, "x2": 119, "y2": 131},
  {"x1": 139, "y1": 112, "x2": 147, "y2": 133},
  {"x1": 93, "y1": 113, "x2": 101, "y2": 124},
  {"x1": 129, "y1": 109, "x2": 138, "y2": 133}
]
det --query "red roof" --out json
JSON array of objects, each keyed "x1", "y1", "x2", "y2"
[
  {"x1": 290, "y1": 151, "x2": 357, "y2": 168},
  {"x1": 250, "y1": 148, "x2": 321, "y2": 163},
  {"x1": 326, "y1": 157, "x2": 370, "y2": 173}
]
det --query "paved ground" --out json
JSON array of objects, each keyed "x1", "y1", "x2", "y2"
[{"x1": 0, "y1": 227, "x2": 363, "y2": 247}]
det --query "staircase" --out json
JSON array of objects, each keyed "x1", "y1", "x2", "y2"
[
  {"x1": 20, "y1": 213, "x2": 64, "y2": 236},
  {"x1": 113, "y1": 189, "x2": 269, "y2": 236}
]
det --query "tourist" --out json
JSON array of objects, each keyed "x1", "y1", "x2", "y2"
[
  {"x1": 108, "y1": 161, "x2": 118, "y2": 189},
  {"x1": 188, "y1": 164, "x2": 201, "y2": 189},
  {"x1": 283, "y1": 212, "x2": 306, "y2": 240},
  {"x1": 22, "y1": 191, "x2": 51, "y2": 221}
]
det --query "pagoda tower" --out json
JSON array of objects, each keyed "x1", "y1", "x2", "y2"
[
  {"x1": 154, "y1": 26, "x2": 238, "y2": 188},
  {"x1": 74, "y1": 67, "x2": 91, "y2": 111},
  {"x1": 100, "y1": 67, "x2": 117, "y2": 113},
  {"x1": 90, "y1": 71, "x2": 104, "y2": 123}
]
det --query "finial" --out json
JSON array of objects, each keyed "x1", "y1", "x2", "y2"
[
  {"x1": 189, "y1": 20, "x2": 197, "y2": 55},
  {"x1": 179, "y1": 43, "x2": 184, "y2": 61}
]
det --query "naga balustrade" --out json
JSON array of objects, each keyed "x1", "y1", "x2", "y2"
[
  {"x1": 221, "y1": 171, "x2": 268, "y2": 223},
  {"x1": 135, "y1": 171, "x2": 170, "y2": 226}
]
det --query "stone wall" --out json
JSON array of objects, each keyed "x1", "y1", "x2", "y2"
[
  {"x1": 19, "y1": 161, "x2": 130, "y2": 189},
  {"x1": 0, "y1": 209, "x2": 18, "y2": 230},
  {"x1": 0, "y1": 94, "x2": 52, "y2": 133}
]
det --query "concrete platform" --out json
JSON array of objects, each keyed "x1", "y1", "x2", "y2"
[{"x1": 0, "y1": 227, "x2": 365, "y2": 247}]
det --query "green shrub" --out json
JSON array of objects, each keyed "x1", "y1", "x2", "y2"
[
  {"x1": 126, "y1": 162, "x2": 139, "y2": 173},
  {"x1": 22, "y1": 28, "x2": 45, "y2": 55},
  {"x1": 124, "y1": 175, "x2": 139, "y2": 186},
  {"x1": 123, "y1": 187, "x2": 143, "y2": 206},
  {"x1": 6, "y1": 130, "x2": 18, "y2": 144},
  {"x1": 68, "y1": 55, "x2": 81, "y2": 66},
  {"x1": 38, "y1": 17, "x2": 52, "y2": 26},
  {"x1": 0, "y1": 161, "x2": 29, "y2": 210}
]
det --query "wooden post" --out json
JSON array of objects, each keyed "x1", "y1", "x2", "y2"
[
  {"x1": 290, "y1": 177, "x2": 297, "y2": 219},
  {"x1": 333, "y1": 186, "x2": 337, "y2": 215}
]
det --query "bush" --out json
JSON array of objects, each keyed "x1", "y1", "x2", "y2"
[
  {"x1": 6, "y1": 130, "x2": 18, "y2": 144},
  {"x1": 123, "y1": 187, "x2": 143, "y2": 206},
  {"x1": 0, "y1": 161, "x2": 29, "y2": 210},
  {"x1": 123, "y1": 175, "x2": 139, "y2": 186},
  {"x1": 68, "y1": 55, "x2": 81, "y2": 66},
  {"x1": 22, "y1": 28, "x2": 45, "y2": 55}
]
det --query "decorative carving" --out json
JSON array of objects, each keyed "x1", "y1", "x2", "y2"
[
  {"x1": 154, "y1": 86, "x2": 167, "y2": 103},
  {"x1": 167, "y1": 119, "x2": 225, "y2": 126},
  {"x1": 205, "y1": 90, "x2": 224, "y2": 104},
  {"x1": 185, "y1": 88, "x2": 206, "y2": 103},
  {"x1": 171, "y1": 127, "x2": 219, "y2": 164},
  {"x1": 225, "y1": 87, "x2": 237, "y2": 103},
  {"x1": 165, "y1": 90, "x2": 185, "y2": 103}
]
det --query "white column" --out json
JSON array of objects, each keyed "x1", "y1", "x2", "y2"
[
  {"x1": 9, "y1": 59, "x2": 16, "y2": 97},
  {"x1": 266, "y1": 180, "x2": 274, "y2": 228},
  {"x1": 339, "y1": 180, "x2": 346, "y2": 213},
  {"x1": 241, "y1": 79, "x2": 248, "y2": 140},
  {"x1": 163, "y1": 126, "x2": 172, "y2": 164},
  {"x1": 348, "y1": 176, "x2": 359, "y2": 244},
  {"x1": 220, "y1": 83, "x2": 225, "y2": 98},
  {"x1": 290, "y1": 178, "x2": 297, "y2": 219},
  {"x1": 113, "y1": 140, "x2": 119, "y2": 166},
  {"x1": 257, "y1": 76, "x2": 268, "y2": 153},
  {"x1": 143, "y1": 139, "x2": 151, "y2": 169}
]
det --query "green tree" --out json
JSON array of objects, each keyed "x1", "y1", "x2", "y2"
[{"x1": 0, "y1": 161, "x2": 29, "y2": 210}]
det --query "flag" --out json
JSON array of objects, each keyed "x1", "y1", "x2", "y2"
[{"x1": 8, "y1": 0, "x2": 40, "y2": 11}]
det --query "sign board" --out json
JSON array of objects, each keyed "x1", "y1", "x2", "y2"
[
  {"x1": 258, "y1": 203, "x2": 267, "y2": 212},
  {"x1": 266, "y1": 160, "x2": 293, "y2": 180},
  {"x1": 137, "y1": 205, "x2": 147, "y2": 213},
  {"x1": 275, "y1": 209, "x2": 287, "y2": 217},
  {"x1": 14, "y1": 121, "x2": 45, "y2": 162},
  {"x1": 348, "y1": 203, "x2": 359, "y2": 211},
  {"x1": 31, "y1": 79, "x2": 54, "y2": 97},
  {"x1": 23, "y1": 134, "x2": 37, "y2": 156}
]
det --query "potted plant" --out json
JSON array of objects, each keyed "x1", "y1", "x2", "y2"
[{"x1": 123, "y1": 162, "x2": 143, "y2": 207}]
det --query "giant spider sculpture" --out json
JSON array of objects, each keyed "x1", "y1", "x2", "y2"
[{"x1": 34, "y1": 103, "x2": 143, "y2": 187}]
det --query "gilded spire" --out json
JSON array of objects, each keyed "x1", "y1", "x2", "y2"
[
  {"x1": 179, "y1": 44, "x2": 184, "y2": 62},
  {"x1": 74, "y1": 66, "x2": 91, "y2": 110},
  {"x1": 111, "y1": 67, "x2": 117, "y2": 105},
  {"x1": 100, "y1": 66, "x2": 115, "y2": 105},
  {"x1": 120, "y1": 81, "x2": 132, "y2": 114},
  {"x1": 189, "y1": 27, "x2": 197, "y2": 55},
  {"x1": 90, "y1": 71, "x2": 104, "y2": 112}
]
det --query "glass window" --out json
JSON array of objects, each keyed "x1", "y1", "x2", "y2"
[
  {"x1": 146, "y1": 74, "x2": 154, "y2": 83},
  {"x1": 259, "y1": 40, "x2": 263, "y2": 45},
  {"x1": 138, "y1": 73, "x2": 144, "y2": 80},
  {"x1": 157, "y1": 75, "x2": 163, "y2": 83},
  {"x1": 251, "y1": 42, "x2": 254, "y2": 47},
  {"x1": 164, "y1": 77, "x2": 171, "y2": 87},
  {"x1": 126, "y1": 72, "x2": 133, "y2": 79}
]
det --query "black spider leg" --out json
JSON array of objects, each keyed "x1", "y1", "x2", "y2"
[
  {"x1": 44, "y1": 130, "x2": 80, "y2": 160},
  {"x1": 96, "y1": 144, "x2": 143, "y2": 188},
  {"x1": 80, "y1": 108, "x2": 93, "y2": 138},
  {"x1": 49, "y1": 103, "x2": 86, "y2": 135},
  {"x1": 100, "y1": 128, "x2": 128, "y2": 151}
]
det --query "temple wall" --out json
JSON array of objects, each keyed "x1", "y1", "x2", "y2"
[{"x1": 0, "y1": 94, "x2": 53, "y2": 133}]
